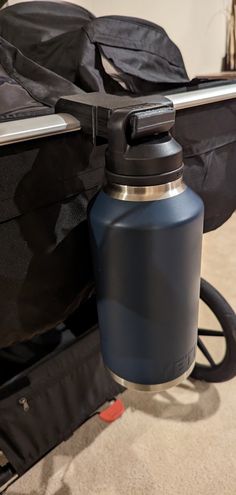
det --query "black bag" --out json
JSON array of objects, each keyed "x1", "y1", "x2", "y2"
[
  {"x1": 75, "y1": 15, "x2": 189, "y2": 93},
  {"x1": 0, "y1": 1, "x2": 94, "y2": 83},
  {"x1": 173, "y1": 95, "x2": 236, "y2": 232},
  {"x1": 0, "y1": 5, "x2": 189, "y2": 92},
  {"x1": 0, "y1": 36, "x2": 81, "y2": 118},
  {"x1": 0, "y1": 38, "x2": 105, "y2": 349}
]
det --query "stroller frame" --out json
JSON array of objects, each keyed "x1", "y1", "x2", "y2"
[
  {"x1": 0, "y1": 83, "x2": 236, "y2": 492},
  {"x1": 1, "y1": 82, "x2": 236, "y2": 145}
]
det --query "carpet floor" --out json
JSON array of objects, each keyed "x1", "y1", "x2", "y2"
[{"x1": 6, "y1": 214, "x2": 236, "y2": 495}]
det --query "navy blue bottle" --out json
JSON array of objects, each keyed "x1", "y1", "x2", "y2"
[{"x1": 89, "y1": 104, "x2": 204, "y2": 391}]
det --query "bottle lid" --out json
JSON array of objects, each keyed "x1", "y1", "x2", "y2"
[{"x1": 106, "y1": 103, "x2": 183, "y2": 186}]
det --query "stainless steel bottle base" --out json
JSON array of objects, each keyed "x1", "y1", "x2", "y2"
[{"x1": 107, "y1": 361, "x2": 195, "y2": 392}]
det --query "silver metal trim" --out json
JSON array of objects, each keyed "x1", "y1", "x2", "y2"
[
  {"x1": 167, "y1": 83, "x2": 236, "y2": 110},
  {"x1": 107, "y1": 361, "x2": 195, "y2": 392},
  {"x1": 0, "y1": 113, "x2": 81, "y2": 146},
  {"x1": 104, "y1": 177, "x2": 186, "y2": 201},
  {"x1": 0, "y1": 474, "x2": 18, "y2": 494}
]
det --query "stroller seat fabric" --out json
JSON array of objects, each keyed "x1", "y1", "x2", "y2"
[{"x1": 0, "y1": 36, "x2": 103, "y2": 349}]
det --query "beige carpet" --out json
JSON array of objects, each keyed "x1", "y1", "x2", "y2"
[{"x1": 7, "y1": 214, "x2": 236, "y2": 495}]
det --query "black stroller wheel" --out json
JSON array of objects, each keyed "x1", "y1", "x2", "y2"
[{"x1": 191, "y1": 278, "x2": 236, "y2": 382}]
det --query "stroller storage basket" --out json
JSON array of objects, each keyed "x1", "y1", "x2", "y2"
[{"x1": 0, "y1": 323, "x2": 121, "y2": 481}]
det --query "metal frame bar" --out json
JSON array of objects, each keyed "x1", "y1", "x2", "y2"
[
  {"x1": 167, "y1": 83, "x2": 236, "y2": 110},
  {"x1": 0, "y1": 113, "x2": 81, "y2": 146},
  {"x1": 0, "y1": 83, "x2": 236, "y2": 146}
]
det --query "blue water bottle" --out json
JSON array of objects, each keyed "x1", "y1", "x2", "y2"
[{"x1": 89, "y1": 102, "x2": 204, "y2": 391}]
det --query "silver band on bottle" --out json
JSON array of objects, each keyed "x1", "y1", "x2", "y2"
[
  {"x1": 104, "y1": 177, "x2": 186, "y2": 202},
  {"x1": 107, "y1": 360, "x2": 195, "y2": 392}
]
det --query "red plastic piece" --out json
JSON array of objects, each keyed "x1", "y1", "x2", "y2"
[{"x1": 99, "y1": 399, "x2": 125, "y2": 423}]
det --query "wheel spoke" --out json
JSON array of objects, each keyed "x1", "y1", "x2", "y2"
[
  {"x1": 197, "y1": 337, "x2": 216, "y2": 367},
  {"x1": 198, "y1": 329, "x2": 224, "y2": 337}
]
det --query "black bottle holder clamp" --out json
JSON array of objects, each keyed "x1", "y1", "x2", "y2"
[{"x1": 57, "y1": 92, "x2": 183, "y2": 186}]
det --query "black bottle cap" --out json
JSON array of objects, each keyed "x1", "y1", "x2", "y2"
[{"x1": 105, "y1": 103, "x2": 183, "y2": 186}]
